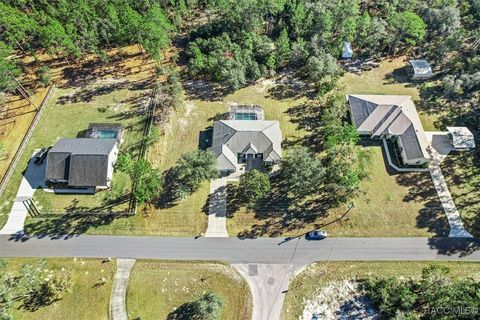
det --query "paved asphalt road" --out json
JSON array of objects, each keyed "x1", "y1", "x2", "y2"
[{"x1": 1, "y1": 235, "x2": 480, "y2": 263}]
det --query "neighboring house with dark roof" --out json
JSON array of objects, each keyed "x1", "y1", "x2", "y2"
[
  {"x1": 347, "y1": 94, "x2": 430, "y2": 166},
  {"x1": 210, "y1": 118, "x2": 282, "y2": 173},
  {"x1": 45, "y1": 138, "x2": 118, "y2": 191}
]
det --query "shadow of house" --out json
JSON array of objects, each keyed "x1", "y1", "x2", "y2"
[{"x1": 198, "y1": 127, "x2": 213, "y2": 150}]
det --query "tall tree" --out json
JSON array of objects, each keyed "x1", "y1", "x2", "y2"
[
  {"x1": 131, "y1": 159, "x2": 161, "y2": 204},
  {"x1": 239, "y1": 169, "x2": 271, "y2": 206},
  {"x1": 282, "y1": 146, "x2": 325, "y2": 201}
]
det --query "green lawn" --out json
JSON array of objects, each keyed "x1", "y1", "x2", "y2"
[
  {"x1": 281, "y1": 261, "x2": 480, "y2": 320},
  {"x1": 0, "y1": 82, "x2": 145, "y2": 228},
  {"x1": 140, "y1": 79, "x2": 307, "y2": 236},
  {"x1": 126, "y1": 260, "x2": 252, "y2": 320},
  {"x1": 441, "y1": 151, "x2": 480, "y2": 237},
  {"x1": 339, "y1": 56, "x2": 441, "y2": 131},
  {"x1": 227, "y1": 144, "x2": 449, "y2": 237},
  {"x1": 2, "y1": 258, "x2": 115, "y2": 320}
]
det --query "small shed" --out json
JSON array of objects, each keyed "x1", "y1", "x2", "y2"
[
  {"x1": 408, "y1": 59, "x2": 433, "y2": 80},
  {"x1": 447, "y1": 127, "x2": 475, "y2": 150},
  {"x1": 342, "y1": 42, "x2": 353, "y2": 59}
]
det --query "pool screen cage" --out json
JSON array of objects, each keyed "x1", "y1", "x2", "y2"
[{"x1": 228, "y1": 104, "x2": 264, "y2": 120}]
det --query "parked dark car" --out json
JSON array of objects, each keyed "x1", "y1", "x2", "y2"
[
  {"x1": 306, "y1": 230, "x2": 328, "y2": 240},
  {"x1": 33, "y1": 147, "x2": 51, "y2": 165}
]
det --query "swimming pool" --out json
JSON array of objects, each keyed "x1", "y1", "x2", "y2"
[
  {"x1": 98, "y1": 130, "x2": 118, "y2": 139},
  {"x1": 235, "y1": 113, "x2": 257, "y2": 120}
]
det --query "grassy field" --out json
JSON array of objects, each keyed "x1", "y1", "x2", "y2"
[
  {"x1": 225, "y1": 57, "x2": 450, "y2": 238},
  {"x1": 139, "y1": 77, "x2": 307, "y2": 236},
  {"x1": 227, "y1": 144, "x2": 449, "y2": 237},
  {"x1": 126, "y1": 260, "x2": 252, "y2": 320},
  {"x1": 441, "y1": 151, "x2": 480, "y2": 237},
  {"x1": 0, "y1": 46, "x2": 157, "y2": 233},
  {"x1": 339, "y1": 56, "x2": 441, "y2": 131},
  {"x1": 281, "y1": 261, "x2": 480, "y2": 320},
  {"x1": 2, "y1": 258, "x2": 115, "y2": 320}
]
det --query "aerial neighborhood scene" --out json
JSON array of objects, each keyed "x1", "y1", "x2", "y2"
[{"x1": 1, "y1": 0, "x2": 480, "y2": 319}]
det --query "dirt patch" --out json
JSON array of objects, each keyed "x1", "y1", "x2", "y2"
[{"x1": 301, "y1": 278, "x2": 378, "y2": 320}]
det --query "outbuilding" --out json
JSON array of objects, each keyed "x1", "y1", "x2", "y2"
[
  {"x1": 447, "y1": 127, "x2": 476, "y2": 150},
  {"x1": 408, "y1": 59, "x2": 433, "y2": 80},
  {"x1": 342, "y1": 42, "x2": 353, "y2": 59}
]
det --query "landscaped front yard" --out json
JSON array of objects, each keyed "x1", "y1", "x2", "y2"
[
  {"x1": 441, "y1": 151, "x2": 480, "y2": 238},
  {"x1": 126, "y1": 261, "x2": 252, "y2": 320},
  {"x1": 227, "y1": 144, "x2": 449, "y2": 237},
  {"x1": 1, "y1": 258, "x2": 115, "y2": 320},
  {"x1": 281, "y1": 261, "x2": 480, "y2": 320}
]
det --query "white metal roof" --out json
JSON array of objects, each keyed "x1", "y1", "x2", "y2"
[{"x1": 447, "y1": 127, "x2": 475, "y2": 149}]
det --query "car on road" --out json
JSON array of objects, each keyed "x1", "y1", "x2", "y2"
[
  {"x1": 33, "y1": 147, "x2": 51, "y2": 165},
  {"x1": 306, "y1": 230, "x2": 327, "y2": 240}
]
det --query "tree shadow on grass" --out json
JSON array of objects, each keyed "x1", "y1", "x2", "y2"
[
  {"x1": 228, "y1": 177, "x2": 331, "y2": 238},
  {"x1": 395, "y1": 167, "x2": 450, "y2": 237},
  {"x1": 15, "y1": 195, "x2": 131, "y2": 240},
  {"x1": 283, "y1": 101, "x2": 325, "y2": 152},
  {"x1": 266, "y1": 71, "x2": 315, "y2": 100}
]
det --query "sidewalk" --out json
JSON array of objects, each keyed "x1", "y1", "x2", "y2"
[
  {"x1": 110, "y1": 259, "x2": 136, "y2": 320},
  {"x1": 204, "y1": 177, "x2": 229, "y2": 237},
  {"x1": 0, "y1": 153, "x2": 45, "y2": 235}
]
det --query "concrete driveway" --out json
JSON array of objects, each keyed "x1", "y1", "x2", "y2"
[{"x1": 0, "y1": 153, "x2": 46, "y2": 235}]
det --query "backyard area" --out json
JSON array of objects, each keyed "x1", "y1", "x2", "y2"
[
  {"x1": 1, "y1": 258, "x2": 115, "y2": 320},
  {"x1": 281, "y1": 261, "x2": 480, "y2": 320},
  {"x1": 339, "y1": 56, "x2": 442, "y2": 131},
  {"x1": 0, "y1": 45, "x2": 156, "y2": 234},
  {"x1": 126, "y1": 261, "x2": 252, "y2": 320}
]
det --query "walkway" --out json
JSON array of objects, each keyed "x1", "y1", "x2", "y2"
[
  {"x1": 427, "y1": 133, "x2": 473, "y2": 238},
  {"x1": 110, "y1": 259, "x2": 136, "y2": 320},
  {"x1": 205, "y1": 177, "x2": 229, "y2": 237},
  {"x1": 234, "y1": 263, "x2": 303, "y2": 320},
  {"x1": 0, "y1": 153, "x2": 45, "y2": 235}
]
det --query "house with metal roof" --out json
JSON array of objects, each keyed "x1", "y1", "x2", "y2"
[
  {"x1": 210, "y1": 117, "x2": 282, "y2": 173},
  {"x1": 45, "y1": 138, "x2": 118, "y2": 192},
  {"x1": 408, "y1": 59, "x2": 433, "y2": 80},
  {"x1": 347, "y1": 94, "x2": 430, "y2": 166}
]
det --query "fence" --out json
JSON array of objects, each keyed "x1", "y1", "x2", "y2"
[
  {"x1": 0, "y1": 85, "x2": 56, "y2": 198},
  {"x1": 128, "y1": 84, "x2": 160, "y2": 214}
]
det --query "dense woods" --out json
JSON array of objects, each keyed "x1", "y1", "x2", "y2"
[
  {"x1": 1, "y1": 0, "x2": 479, "y2": 93},
  {"x1": 183, "y1": 0, "x2": 480, "y2": 90}
]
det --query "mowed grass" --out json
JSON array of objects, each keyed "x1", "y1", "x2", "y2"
[
  {"x1": 0, "y1": 47, "x2": 161, "y2": 233},
  {"x1": 281, "y1": 261, "x2": 480, "y2": 320},
  {"x1": 2, "y1": 258, "x2": 115, "y2": 320},
  {"x1": 227, "y1": 144, "x2": 449, "y2": 237},
  {"x1": 141, "y1": 79, "x2": 307, "y2": 236},
  {"x1": 339, "y1": 56, "x2": 441, "y2": 131},
  {"x1": 126, "y1": 261, "x2": 252, "y2": 320},
  {"x1": 227, "y1": 58, "x2": 449, "y2": 237},
  {"x1": 441, "y1": 152, "x2": 480, "y2": 237}
]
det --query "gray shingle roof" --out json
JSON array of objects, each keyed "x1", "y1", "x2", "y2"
[
  {"x1": 211, "y1": 120, "x2": 282, "y2": 171},
  {"x1": 347, "y1": 95, "x2": 429, "y2": 162},
  {"x1": 45, "y1": 138, "x2": 117, "y2": 187}
]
